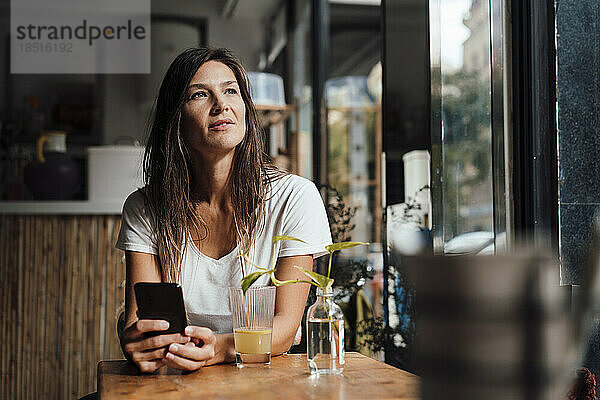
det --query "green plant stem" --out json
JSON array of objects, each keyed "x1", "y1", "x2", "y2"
[
  {"x1": 270, "y1": 273, "x2": 319, "y2": 288},
  {"x1": 317, "y1": 292, "x2": 339, "y2": 337},
  {"x1": 327, "y1": 252, "x2": 334, "y2": 278},
  {"x1": 241, "y1": 253, "x2": 268, "y2": 271},
  {"x1": 270, "y1": 244, "x2": 278, "y2": 273}
]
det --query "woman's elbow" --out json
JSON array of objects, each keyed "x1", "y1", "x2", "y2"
[{"x1": 272, "y1": 333, "x2": 296, "y2": 356}]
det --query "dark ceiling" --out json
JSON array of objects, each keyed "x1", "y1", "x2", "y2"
[{"x1": 329, "y1": 3, "x2": 381, "y2": 78}]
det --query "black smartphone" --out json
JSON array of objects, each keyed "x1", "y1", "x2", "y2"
[{"x1": 134, "y1": 282, "x2": 188, "y2": 337}]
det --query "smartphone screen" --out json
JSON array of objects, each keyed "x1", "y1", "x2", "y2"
[{"x1": 134, "y1": 282, "x2": 188, "y2": 337}]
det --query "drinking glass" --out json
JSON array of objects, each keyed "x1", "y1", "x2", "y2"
[{"x1": 229, "y1": 286, "x2": 276, "y2": 366}]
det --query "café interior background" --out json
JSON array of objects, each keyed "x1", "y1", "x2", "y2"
[{"x1": 1, "y1": 0, "x2": 600, "y2": 398}]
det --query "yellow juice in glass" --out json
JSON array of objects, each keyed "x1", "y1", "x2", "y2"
[{"x1": 234, "y1": 327, "x2": 273, "y2": 354}]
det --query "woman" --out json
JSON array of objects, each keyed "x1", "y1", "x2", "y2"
[{"x1": 116, "y1": 47, "x2": 332, "y2": 373}]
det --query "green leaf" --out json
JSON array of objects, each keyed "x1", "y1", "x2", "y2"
[
  {"x1": 293, "y1": 266, "x2": 334, "y2": 289},
  {"x1": 325, "y1": 241, "x2": 369, "y2": 253},
  {"x1": 272, "y1": 235, "x2": 307, "y2": 244},
  {"x1": 241, "y1": 271, "x2": 267, "y2": 294}
]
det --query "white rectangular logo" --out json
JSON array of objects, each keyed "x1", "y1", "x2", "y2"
[{"x1": 11, "y1": 0, "x2": 151, "y2": 74}]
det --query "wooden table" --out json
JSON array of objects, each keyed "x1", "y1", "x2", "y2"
[{"x1": 98, "y1": 352, "x2": 420, "y2": 399}]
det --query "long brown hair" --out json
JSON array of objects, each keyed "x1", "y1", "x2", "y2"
[{"x1": 143, "y1": 47, "x2": 283, "y2": 283}]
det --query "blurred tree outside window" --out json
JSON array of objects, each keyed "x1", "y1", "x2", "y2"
[{"x1": 440, "y1": 0, "x2": 494, "y2": 254}]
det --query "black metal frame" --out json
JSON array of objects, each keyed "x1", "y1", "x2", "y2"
[
  {"x1": 510, "y1": 0, "x2": 558, "y2": 254},
  {"x1": 311, "y1": 0, "x2": 329, "y2": 190},
  {"x1": 490, "y1": 0, "x2": 508, "y2": 252},
  {"x1": 381, "y1": 0, "x2": 391, "y2": 368},
  {"x1": 429, "y1": 0, "x2": 442, "y2": 254},
  {"x1": 381, "y1": 0, "x2": 431, "y2": 372}
]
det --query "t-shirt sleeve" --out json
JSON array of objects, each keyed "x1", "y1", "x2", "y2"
[
  {"x1": 115, "y1": 190, "x2": 158, "y2": 255},
  {"x1": 278, "y1": 178, "x2": 332, "y2": 259}
]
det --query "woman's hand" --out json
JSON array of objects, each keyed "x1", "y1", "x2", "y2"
[
  {"x1": 120, "y1": 319, "x2": 191, "y2": 373},
  {"x1": 163, "y1": 326, "x2": 217, "y2": 371}
]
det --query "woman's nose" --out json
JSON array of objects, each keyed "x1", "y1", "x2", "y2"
[{"x1": 211, "y1": 97, "x2": 230, "y2": 114}]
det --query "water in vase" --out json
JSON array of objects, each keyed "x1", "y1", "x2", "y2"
[{"x1": 307, "y1": 319, "x2": 345, "y2": 375}]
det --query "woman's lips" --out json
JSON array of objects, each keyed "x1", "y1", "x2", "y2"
[{"x1": 209, "y1": 119, "x2": 234, "y2": 130}]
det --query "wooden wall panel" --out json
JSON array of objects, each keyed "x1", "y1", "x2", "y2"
[{"x1": 0, "y1": 215, "x2": 125, "y2": 400}]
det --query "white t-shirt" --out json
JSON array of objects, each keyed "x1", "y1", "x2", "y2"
[{"x1": 115, "y1": 174, "x2": 332, "y2": 333}]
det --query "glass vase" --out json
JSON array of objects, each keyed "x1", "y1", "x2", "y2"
[{"x1": 306, "y1": 286, "x2": 345, "y2": 375}]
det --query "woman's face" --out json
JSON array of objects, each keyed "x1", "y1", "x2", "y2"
[{"x1": 181, "y1": 60, "x2": 246, "y2": 158}]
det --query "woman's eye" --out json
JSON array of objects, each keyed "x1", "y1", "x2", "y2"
[
  {"x1": 225, "y1": 88, "x2": 238, "y2": 95},
  {"x1": 190, "y1": 91, "x2": 207, "y2": 100}
]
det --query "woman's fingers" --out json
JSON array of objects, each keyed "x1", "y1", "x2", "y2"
[
  {"x1": 122, "y1": 327, "x2": 188, "y2": 373},
  {"x1": 168, "y1": 341, "x2": 215, "y2": 361},
  {"x1": 137, "y1": 359, "x2": 165, "y2": 374},
  {"x1": 162, "y1": 327, "x2": 217, "y2": 371},
  {"x1": 184, "y1": 326, "x2": 216, "y2": 346},
  {"x1": 136, "y1": 319, "x2": 170, "y2": 335},
  {"x1": 124, "y1": 332, "x2": 190, "y2": 354},
  {"x1": 122, "y1": 319, "x2": 169, "y2": 341},
  {"x1": 120, "y1": 318, "x2": 194, "y2": 374},
  {"x1": 164, "y1": 344, "x2": 207, "y2": 371},
  {"x1": 130, "y1": 347, "x2": 168, "y2": 363}
]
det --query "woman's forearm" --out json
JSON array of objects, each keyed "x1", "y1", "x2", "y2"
[{"x1": 271, "y1": 315, "x2": 299, "y2": 356}]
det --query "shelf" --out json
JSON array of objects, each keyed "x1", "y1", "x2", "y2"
[
  {"x1": 327, "y1": 105, "x2": 380, "y2": 112},
  {"x1": 256, "y1": 104, "x2": 296, "y2": 128},
  {"x1": 0, "y1": 200, "x2": 124, "y2": 215}
]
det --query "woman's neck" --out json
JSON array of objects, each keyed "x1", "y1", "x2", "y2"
[{"x1": 189, "y1": 151, "x2": 235, "y2": 209}]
